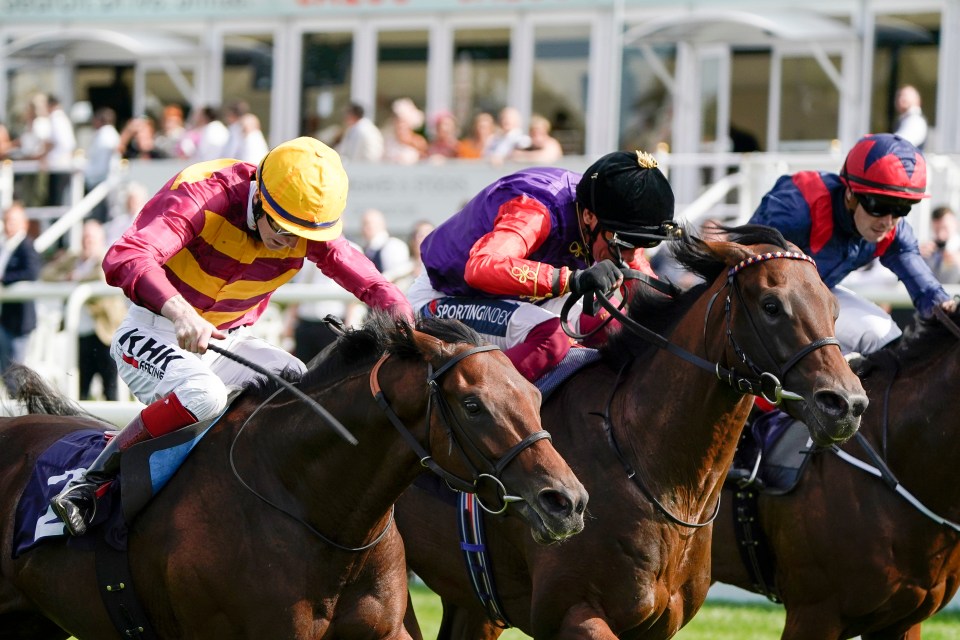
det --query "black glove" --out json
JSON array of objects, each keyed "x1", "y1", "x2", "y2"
[{"x1": 570, "y1": 260, "x2": 623, "y2": 296}]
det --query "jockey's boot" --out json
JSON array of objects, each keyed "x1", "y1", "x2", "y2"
[
  {"x1": 50, "y1": 392, "x2": 197, "y2": 536},
  {"x1": 49, "y1": 413, "x2": 152, "y2": 536},
  {"x1": 504, "y1": 318, "x2": 570, "y2": 381}
]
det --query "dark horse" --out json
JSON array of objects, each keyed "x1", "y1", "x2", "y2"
[
  {"x1": 397, "y1": 225, "x2": 868, "y2": 639},
  {"x1": 711, "y1": 308, "x2": 960, "y2": 639},
  {"x1": 0, "y1": 314, "x2": 588, "y2": 640}
]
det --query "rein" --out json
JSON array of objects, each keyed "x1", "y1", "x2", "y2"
[
  {"x1": 371, "y1": 343, "x2": 552, "y2": 515},
  {"x1": 229, "y1": 388, "x2": 395, "y2": 552}
]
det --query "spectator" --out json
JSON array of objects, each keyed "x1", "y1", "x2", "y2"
[
  {"x1": 336, "y1": 102, "x2": 384, "y2": 162},
  {"x1": 456, "y1": 111, "x2": 496, "y2": 159},
  {"x1": 750, "y1": 133, "x2": 953, "y2": 355},
  {"x1": 221, "y1": 99, "x2": 250, "y2": 160},
  {"x1": 383, "y1": 98, "x2": 428, "y2": 165},
  {"x1": 0, "y1": 202, "x2": 41, "y2": 391},
  {"x1": 83, "y1": 107, "x2": 121, "y2": 223},
  {"x1": 359, "y1": 208, "x2": 411, "y2": 277},
  {"x1": 153, "y1": 104, "x2": 187, "y2": 159},
  {"x1": 283, "y1": 255, "x2": 364, "y2": 363},
  {"x1": 44, "y1": 95, "x2": 78, "y2": 206},
  {"x1": 0, "y1": 121, "x2": 13, "y2": 159},
  {"x1": 426, "y1": 111, "x2": 460, "y2": 160},
  {"x1": 508, "y1": 113, "x2": 564, "y2": 164},
  {"x1": 16, "y1": 94, "x2": 53, "y2": 206},
  {"x1": 104, "y1": 181, "x2": 148, "y2": 245},
  {"x1": 236, "y1": 113, "x2": 269, "y2": 164},
  {"x1": 118, "y1": 115, "x2": 167, "y2": 160},
  {"x1": 49, "y1": 137, "x2": 413, "y2": 537},
  {"x1": 920, "y1": 205, "x2": 960, "y2": 284},
  {"x1": 181, "y1": 106, "x2": 229, "y2": 161},
  {"x1": 484, "y1": 106, "x2": 530, "y2": 163},
  {"x1": 40, "y1": 219, "x2": 127, "y2": 400},
  {"x1": 394, "y1": 219, "x2": 435, "y2": 292},
  {"x1": 893, "y1": 84, "x2": 928, "y2": 150}
]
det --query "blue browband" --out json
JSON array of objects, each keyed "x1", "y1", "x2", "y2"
[{"x1": 257, "y1": 171, "x2": 340, "y2": 230}]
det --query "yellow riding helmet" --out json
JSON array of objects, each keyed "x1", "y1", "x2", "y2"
[{"x1": 257, "y1": 137, "x2": 348, "y2": 241}]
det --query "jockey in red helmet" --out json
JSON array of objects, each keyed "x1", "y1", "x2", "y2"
[
  {"x1": 407, "y1": 150, "x2": 679, "y2": 382},
  {"x1": 750, "y1": 133, "x2": 956, "y2": 355}
]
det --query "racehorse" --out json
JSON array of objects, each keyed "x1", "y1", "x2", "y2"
[
  {"x1": 711, "y1": 308, "x2": 960, "y2": 640},
  {"x1": 0, "y1": 314, "x2": 588, "y2": 640},
  {"x1": 396, "y1": 225, "x2": 868, "y2": 640}
]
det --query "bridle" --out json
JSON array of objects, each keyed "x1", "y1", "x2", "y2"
[
  {"x1": 564, "y1": 249, "x2": 840, "y2": 528},
  {"x1": 371, "y1": 342, "x2": 552, "y2": 515},
  {"x1": 566, "y1": 250, "x2": 839, "y2": 405}
]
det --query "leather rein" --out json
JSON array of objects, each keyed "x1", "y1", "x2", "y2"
[
  {"x1": 370, "y1": 342, "x2": 552, "y2": 515},
  {"x1": 564, "y1": 250, "x2": 839, "y2": 528}
]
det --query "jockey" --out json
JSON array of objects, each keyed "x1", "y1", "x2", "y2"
[
  {"x1": 50, "y1": 137, "x2": 413, "y2": 537},
  {"x1": 406, "y1": 150, "x2": 678, "y2": 382},
  {"x1": 750, "y1": 132, "x2": 957, "y2": 356}
]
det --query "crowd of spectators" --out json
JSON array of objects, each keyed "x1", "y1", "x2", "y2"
[{"x1": 332, "y1": 98, "x2": 566, "y2": 166}]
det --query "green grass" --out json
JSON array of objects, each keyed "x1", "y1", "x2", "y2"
[{"x1": 409, "y1": 582, "x2": 960, "y2": 639}]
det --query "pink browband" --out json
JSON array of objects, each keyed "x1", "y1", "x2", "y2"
[{"x1": 727, "y1": 251, "x2": 816, "y2": 277}]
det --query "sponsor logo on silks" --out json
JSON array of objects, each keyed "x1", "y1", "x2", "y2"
[
  {"x1": 116, "y1": 329, "x2": 184, "y2": 381},
  {"x1": 428, "y1": 297, "x2": 519, "y2": 338}
]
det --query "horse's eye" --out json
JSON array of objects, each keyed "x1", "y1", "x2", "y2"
[
  {"x1": 763, "y1": 300, "x2": 780, "y2": 316},
  {"x1": 463, "y1": 398, "x2": 482, "y2": 414}
]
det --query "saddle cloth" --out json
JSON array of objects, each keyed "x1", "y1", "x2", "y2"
[
  {"x1": 533, "y1": 346, "x2": 601, "y2": 400},
  {"x1": 13, "y1": 419, "x2": 218, "y2": 557}
]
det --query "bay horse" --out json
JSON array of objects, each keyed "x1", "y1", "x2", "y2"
[
  {"x1": 711, "y1": 307, "x2": 960, "y2": 639},
  {"x1": 0, "y1": 314, "x2": 588, "y2": 640},
  {"x1": 396, "y1": 225, "x2": 868, "y2": 640}
]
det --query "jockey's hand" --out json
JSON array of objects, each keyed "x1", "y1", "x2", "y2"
[
  {"x1": 161, "y1": 295, "x2": 227, "y2": 353},
  {"x1": 570, "y1": 260, "x2": 624, "y2": 296},
  {"x1": 941, "y1": 297, "x2": 958, "y2": 316}
]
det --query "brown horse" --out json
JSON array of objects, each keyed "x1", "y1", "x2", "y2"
[
  {"x1": 396, "y1": 225, "x2": 868, "y2": 640},
  {"x1": 0, "y1": 314, "x2": 588, "y2": 640},
  {"x1": 711, "y1": 308, "x2": 960, "y2": 639}
]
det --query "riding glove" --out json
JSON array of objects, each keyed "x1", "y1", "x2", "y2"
[{"x1": 570, "y1": 260, "x2": 623, "y2": 296}]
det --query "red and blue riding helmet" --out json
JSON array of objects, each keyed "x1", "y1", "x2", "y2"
[{"x1": 839, "y1": 133, "x2": 929, "y2": 201}]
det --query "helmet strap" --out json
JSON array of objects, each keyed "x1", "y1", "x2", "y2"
[{"x1": 577, "y1": 203, "x2": 599, "y2": 263}]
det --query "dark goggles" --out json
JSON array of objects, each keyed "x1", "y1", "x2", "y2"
[{"x1": 855, "y1": 193, "x2": 913, "y2": 219}]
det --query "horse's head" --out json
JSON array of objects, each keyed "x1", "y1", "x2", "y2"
[
  {"x1": 686, "y1": 224, "x2": 867, "y2": 445},
  {"x1": 398, "y1": 317, "x2": 588, "y2": 544}
]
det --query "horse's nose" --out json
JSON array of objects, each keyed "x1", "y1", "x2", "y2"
[
  {"x1": 537, "y1": 486, "x2": 589, "y2": 520},
  {"x1": 813, "y1": 389, "x2": 869, "y2": 420}
]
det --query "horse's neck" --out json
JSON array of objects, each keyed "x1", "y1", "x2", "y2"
[
  {"x1": 878, "y1": 351, "x2": 960, "y2": 514},
  {"x1": 615, "y1": 300, "x2": 753, "y2": 492},
  {"x1": 236, "y1": 376, "x2": 422, "y2": 545}
]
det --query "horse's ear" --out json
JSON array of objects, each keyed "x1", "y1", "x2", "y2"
[
  {"x1": 704, "y1": 239, "x2": 753, "y2": 268},
  {"x1": 411, "y1": 330, "x2": 446, "y2": 361}
]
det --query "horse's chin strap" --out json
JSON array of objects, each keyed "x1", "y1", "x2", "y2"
[{"x1": 370, "y1": 346, "x2": 552, "y2": 515}]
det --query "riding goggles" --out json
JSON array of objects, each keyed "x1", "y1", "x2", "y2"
[
  {"x1": 600, "y1": 220, "x2": 683, "y2": 249},
  {"x1": 855, "y1": 193, "x2": 913, "y2": 219}
]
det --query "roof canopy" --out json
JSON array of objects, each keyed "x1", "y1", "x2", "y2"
[
  {"x1": 623, "y1": 10, "x2": 854, "y2": 46},
  {"x1": 2, "y1": 28, "x2": 201, "y2": 63}
]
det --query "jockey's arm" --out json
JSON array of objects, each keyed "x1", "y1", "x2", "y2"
[
  {"x1": 464, "y1": 195, "x2": 572, "y2": 299},
  {"x1": 880, "y1": 223, "x2": 952, "y2": 318}
]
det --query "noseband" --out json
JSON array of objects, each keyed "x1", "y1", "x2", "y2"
[{"x1": 371, "y1": 343, "x2": 551, "y2": 515}]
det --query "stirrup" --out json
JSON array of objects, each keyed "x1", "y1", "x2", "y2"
[{"x1": 50, "y1": 482, "x2": 98, "y2": 537}]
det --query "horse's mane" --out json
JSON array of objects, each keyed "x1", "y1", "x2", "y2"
[
  {"x1": 247, "y1": 311, "x2": 484, "y2": 399},
  {"x1": 886, "y1": 309, "x2": 960, "y2": 366},
  {"x1": 601, "y1": 223, "x2": 791, "y2": 368},
  {"x1": 4, "y1": 364, "x2": 95, "y2": 418}
]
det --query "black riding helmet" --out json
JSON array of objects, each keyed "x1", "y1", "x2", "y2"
[{"x1": 575, "y1": 150, "x2": 678, "y2": 249}]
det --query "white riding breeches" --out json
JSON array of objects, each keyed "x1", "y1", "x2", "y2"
[
  {"x1": 111, "y1": 305, "x2": 307, "y2": 421},
  {"x1": 406, "y1": 273, "x2": 585, "y2": 349},
  {"x1": 832, "y1": 285, "x2": 903, "y2": 355}
]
